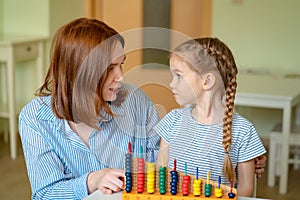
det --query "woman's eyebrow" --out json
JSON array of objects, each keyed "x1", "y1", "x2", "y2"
[{"x1": 110, "y1": 55, "x2": 126, "y2": 66}]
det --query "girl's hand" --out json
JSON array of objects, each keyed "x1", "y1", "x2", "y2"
[
  {"x1": 255, "y1": 155, "x2": 266, "y2": 178},
  {"x1": 87, "y1": 168, "x2": 124, "y2": 194}
]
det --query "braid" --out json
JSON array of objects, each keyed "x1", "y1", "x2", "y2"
[
  {"x1": 172, "y1": 38, "x2": 238, "y2": 182},
  {"x1": 199, "y1": 38, "x2": 238, "y2": 182}
]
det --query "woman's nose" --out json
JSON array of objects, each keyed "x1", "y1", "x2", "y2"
[
  {"x1": 114, "y1": 75, "x2": 124, "y2": 82},
  {"x1": 114, "y1": 69, "x2": 124, "y2": 82}
]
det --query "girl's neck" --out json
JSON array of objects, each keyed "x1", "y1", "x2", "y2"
[{"x1": 191, "y1": 101, "x2": 225, "y2": 125}]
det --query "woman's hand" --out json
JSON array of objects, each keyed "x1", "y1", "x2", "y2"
[
  {"x1": 87, "y1": 168, "x2": 124, "y2": 194},
  {"x1": 255, "y1": 155, "x2": 267, "y2": 178}
]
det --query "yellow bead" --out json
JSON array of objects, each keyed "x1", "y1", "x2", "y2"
[{"x1": 215, "y1": 188, "x2": 223, "y2": 198}]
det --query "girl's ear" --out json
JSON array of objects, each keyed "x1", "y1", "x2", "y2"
[{"x1": 202, "y1": 73, "x2": 216, "y2": 90}]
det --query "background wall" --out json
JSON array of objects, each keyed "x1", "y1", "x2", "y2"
[
  {"x1": 0, "y1": 0, "x2": 84, "y2": 110},
  {"x1": 212, "y1": 0, "x2": 300, "y2": 138},
  {"x1": 0, "y1": 0, "x2": 84, "y2": 133},
  {"x1": 0, "y1": 0, "x2": 3, "y2": 33},
  {"x1": 86, "y1": 0, "x2": 211, "y2": 117},
  {"x1": 1, "y1": 0, "x2": 299, "y2": 139},
  {"x1": 212, "y1": 0, "x2": 300, "y2": 74}
]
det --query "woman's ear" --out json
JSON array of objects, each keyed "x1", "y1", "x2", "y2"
[{"x1": 202, "y1": 73, "x2": 216, "y2": 90}]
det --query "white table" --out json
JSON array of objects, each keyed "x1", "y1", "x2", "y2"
[
  {"x1": 0, "y1": 34, "x2": 47, "y2": 160},
  {"x1": 235, "y1": 73, "x2": 300, "y2": 194},
  {"x1": 84, "y1": 190, "x2": 270, "y2": 200}
]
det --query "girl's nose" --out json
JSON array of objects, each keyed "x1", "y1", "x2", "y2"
[{"x1": 169, "y1": 78, "x2": 175, "y2": 89}]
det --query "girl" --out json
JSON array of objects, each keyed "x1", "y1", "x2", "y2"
[{"x1": 155, "y1": 37, "x2": 266, "y2": 196}]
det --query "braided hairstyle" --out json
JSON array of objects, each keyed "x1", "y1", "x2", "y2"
[{"x1": 172, "y1": 37, "x2": 238, "y2": 182}]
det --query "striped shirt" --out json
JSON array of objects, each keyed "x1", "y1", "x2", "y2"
[
  {"x1": 19, "y1": 83, "x2": 160, "y2": 200},
  {"x1": 154, "y1": 106, "x2": 266, "y2": 187}
]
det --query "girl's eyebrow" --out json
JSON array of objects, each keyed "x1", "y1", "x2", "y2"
[{"x1": 172, "y1": 69, "x2": 183, "y2": 73}]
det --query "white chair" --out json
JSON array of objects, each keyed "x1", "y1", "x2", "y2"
[{"x1": 267, "y1": 122, "x2": 300, "y2": 187}]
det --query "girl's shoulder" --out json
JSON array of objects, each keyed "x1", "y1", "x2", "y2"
[
  {"x1": 233, "y1": 113, "x2": 253, "y2": 127},
  {"x1": 232, "y1": 113, "x2": 258, "y2": 137},
  {"x1": 164, "y1": 106, "x2": 191, "y2": 119},
  {"x1": 156, "y1": 106, "x2": 192, "y2": 128}
]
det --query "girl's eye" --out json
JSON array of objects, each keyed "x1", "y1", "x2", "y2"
[{"x1": 176, "y1": 73, "x2": 182, "y2": 79}]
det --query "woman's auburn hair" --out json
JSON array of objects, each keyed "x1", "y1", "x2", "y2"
[{"x1": 36, "y1": 18, "x2": 125, "y2": 129}]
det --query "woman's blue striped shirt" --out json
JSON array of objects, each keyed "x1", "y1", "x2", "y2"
[{"x1": 18, "y1": 83, "x2": 160, "y2": 199}]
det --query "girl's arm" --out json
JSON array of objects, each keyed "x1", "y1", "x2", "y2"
[
  {"x1": 237, "y1": 159, "x2": 255, "y2": 197},
  {"x1": 156, "y1": 139, "x2": 169, "y2": 166}
]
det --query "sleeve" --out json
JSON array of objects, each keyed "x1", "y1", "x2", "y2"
[
  {"x1": 153, "y1": 109, "x2": 179, "y2": 144},
  {"x1": 237, "y1": 124, "x2": 267, "y2": 163},
  {"x1": 18, "y1": 110, "x2": 89, "y2": 200},
  {"x1": 145, "y1": 101, "x2": 161, "y2": 162}
]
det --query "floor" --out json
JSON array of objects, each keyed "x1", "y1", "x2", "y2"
[{"x1": 0, "y1": 136, "x2": 299, "y2": 200}]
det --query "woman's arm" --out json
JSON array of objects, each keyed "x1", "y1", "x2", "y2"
[
  {"x1": 237, "y1": 159, "x2": 255, "y2": 197},
  {"x1": 19, "y1": 121, "x2": 89, "y2": 199}
]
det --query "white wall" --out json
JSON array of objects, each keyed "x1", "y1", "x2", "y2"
[
  {"x1": 212, "y1": 0, "x2": 300, "y2": 138},
  {"x1": 212, "y1": 0, "x2": 300, "y2": 74}
]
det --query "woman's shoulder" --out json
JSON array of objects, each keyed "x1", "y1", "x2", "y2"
[
  {"x1": 118, "y1": 82, "x2": 152, "y2": 106},
  {"x1": 122, "y1": 82, "x2": 148, "y2": 98},
  {"x1": 19, "y1": 96, "x2": 53, "y2": 121}
]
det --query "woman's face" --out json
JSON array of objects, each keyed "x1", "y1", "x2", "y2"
[
  {"x1": 102, "y1": 41, "x2": 125, "y2": 101},
  {"x1": 169, "y1": 56, "x2": 204, "y2": 106}
]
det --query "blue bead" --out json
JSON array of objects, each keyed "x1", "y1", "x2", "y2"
[
  {"x1": 228, "y1": 193, "x2": 236, "y2": 198},
  {"x1": 170, "y1": 171, "x2": 177, "y2": 175},
  {"x1": 170, "y1": 186, "x2": 177, "y2": 191},
  {"x1": 170, "y1": 190, "x2": 177, "y2": 195},
  {"x1": 170, "y1": 182, "x2": 177, "y2": 187}
]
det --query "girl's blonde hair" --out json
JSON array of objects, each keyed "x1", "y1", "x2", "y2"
[{"x1": 172, "y1": 37, "x2": 238, "y2": 182}]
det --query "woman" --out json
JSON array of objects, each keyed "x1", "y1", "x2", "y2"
[{"x1": 19, "y1": 18, "x2": 160, "y2": 199}]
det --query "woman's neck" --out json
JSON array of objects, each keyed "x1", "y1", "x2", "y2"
[{"x1": 68, "y1": 121, "x2": 94, "y2": 146}]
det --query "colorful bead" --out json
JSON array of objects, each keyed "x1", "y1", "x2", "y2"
[
  {"x1": 215, "y1": 188, "x2": 223, "y2": 198},
  {"x1": 170, "y1": 170, "x2": 178, "y2": 195},
  {"x1": 182, "y1": 175, "x2": 190, "y2": 196},
  {"x1": 137, "y1": 158, "x2": 145, "y2": 193},
  {"x1": 147, "y1": 162, "x2": 155, "y2": 194},
  {"x1": 159, "y1": 166, "x2": 166, "y2": 194},
  {"x1": 125, "y1": 153, "x2": 132, "y2": 193},
  {"x1": 204, "y1": 184, "x2": 212, "y2": 197},
  {"x1": 228, "y1": 192, "x2": 236, "y2": 198},
  {"x1": 193, "y1": 179, "x2": 201, "y2": 196}
]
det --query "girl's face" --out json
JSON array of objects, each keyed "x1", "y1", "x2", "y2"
[
  {"x1": 169, "y1": 57, "x2": 204, "y2": 106},
  {"x1": 102, "y1": 41, "x2": 125, "y2": 101}
]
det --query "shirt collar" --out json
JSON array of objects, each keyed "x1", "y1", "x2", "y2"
[{"x1": 36, "y1": 96, "x2": 117, "y2": 124}]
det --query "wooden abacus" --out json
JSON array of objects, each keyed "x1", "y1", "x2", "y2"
[{"x1": 123, "y1": 156, "x2": 237, "y2": 200}]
